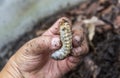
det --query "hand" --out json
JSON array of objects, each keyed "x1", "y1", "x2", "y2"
[{"x1": 0, "y1": 17, "x2": 89, "y2": 78}]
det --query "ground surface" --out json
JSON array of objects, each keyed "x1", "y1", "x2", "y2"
[{"x1": 0, "y1": 0, "x2": 120, "y2": 78}]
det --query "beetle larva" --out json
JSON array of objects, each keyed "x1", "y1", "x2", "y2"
[{"x1": 51, "y1": 19, "x2": 72, "y2": 60}]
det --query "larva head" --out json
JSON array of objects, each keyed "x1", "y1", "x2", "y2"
[{"x1": 59, "y1": 19, "x2": 70, "y2": 32}]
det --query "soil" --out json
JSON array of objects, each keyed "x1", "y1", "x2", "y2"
[{"x1": 0, "y1": 0, "x2": 120, "y2": 78}]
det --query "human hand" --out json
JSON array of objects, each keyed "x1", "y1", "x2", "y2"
[{"x1": 0, "y1": 17, "x2": 89, "y2": 78}]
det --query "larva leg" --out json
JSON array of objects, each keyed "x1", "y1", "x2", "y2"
[{"x1": 51, "y1": 19, "x2": 72, "y2": 60}]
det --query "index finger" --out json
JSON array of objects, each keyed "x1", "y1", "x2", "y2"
[{"x1": 43, "y1": 17, "x2": 71, "y2": 35}]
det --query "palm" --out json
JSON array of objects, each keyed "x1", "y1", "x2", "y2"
[{"x1": 36, "y1": 54, "x2": 75, "y2": 78}]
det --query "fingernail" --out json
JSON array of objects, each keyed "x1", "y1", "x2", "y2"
[
  {"x1": 74, "y1": 36, "x2": 81, "y2": 46},
  {"x1": 51, "y1": 37, "x2": 60, "y2": 49},
  {"x1": 74, "y1": 36, "x2": 80, "y2": 42}
]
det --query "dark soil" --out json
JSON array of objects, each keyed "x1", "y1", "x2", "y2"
[{"x1": 0, "y1": 0, "x2": 120, "y2": 78}]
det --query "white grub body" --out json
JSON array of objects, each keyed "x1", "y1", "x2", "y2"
[{"x1": 51, "y1": 20, "x2": 72, "y2": 60}]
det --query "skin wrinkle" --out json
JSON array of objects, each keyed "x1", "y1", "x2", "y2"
[
  {"x1": 15, "y1": 50, "x2": 47, "y2": 72},
  {"x1": 14, "y1": 53, "x2": 27, "y2": 69},
  {"x1": 5, "y1": 59, "x2": 23, "y2": 78},
  {"x1": 57, "y1": 61, "x2": 64, "y2": 77},
  {"x1": 9, "y1": 61, "x2": 19, "y2": 74},
  {"x1": 47, "y1": 60, "x2": 52, "y2": 75},
  {"x1": 11, "y1": 61, "x2": 24, "y2": 78},
  {"x1": 69, "y1": 56, "x2": 81, "y2": 64},
  {"x1": 66, "y1": 59, "x2": 73, "y2": 71},
  {"x1": 45, "y1": 60, "x2": 55, "y2": 78},
  {"x1": 6, "y1": 69, "x2": 15, "y2": 78},
  {"x1": 51, "y1": 63, "x2": 58, "y2": 77},
  {"x1": 73, "y1": 47, "x2": 82, "y2": 57},
  {"x1": 26, "y1": 56, "x2": 46, "y2": 71},
  {"x1": 69, "y1": 58, "x2": 78, "y2": 68},
  {"x1": 72, "y1": 48, "x2": 78, "y2": 56},
  {"x1": 23, "y1": 47, "x2": 45, "y2": 57},
  {"x1": 74, "y1": 48, "x2": 79, "y2": 56}
]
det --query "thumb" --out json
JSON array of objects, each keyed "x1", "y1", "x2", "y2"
[{"x1": 19, "y1": 35, "x2": 61, "y2": 55}]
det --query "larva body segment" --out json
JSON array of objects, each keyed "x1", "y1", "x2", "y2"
[{"x1": 51, "y1": 20, "x2": 72, "y2": 60}]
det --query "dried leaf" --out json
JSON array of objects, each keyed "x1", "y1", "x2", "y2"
[{"x1": 83, "y1": 16, "x2": 105, "y2": 40}]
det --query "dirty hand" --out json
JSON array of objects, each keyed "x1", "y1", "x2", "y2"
[{"x1": 0, "y1": 17, "x2": 88, "y2": 78}]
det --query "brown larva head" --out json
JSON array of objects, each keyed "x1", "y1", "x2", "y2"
[{"x1": 59, "y1": 19, "x2": 70, "y2": 26}]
